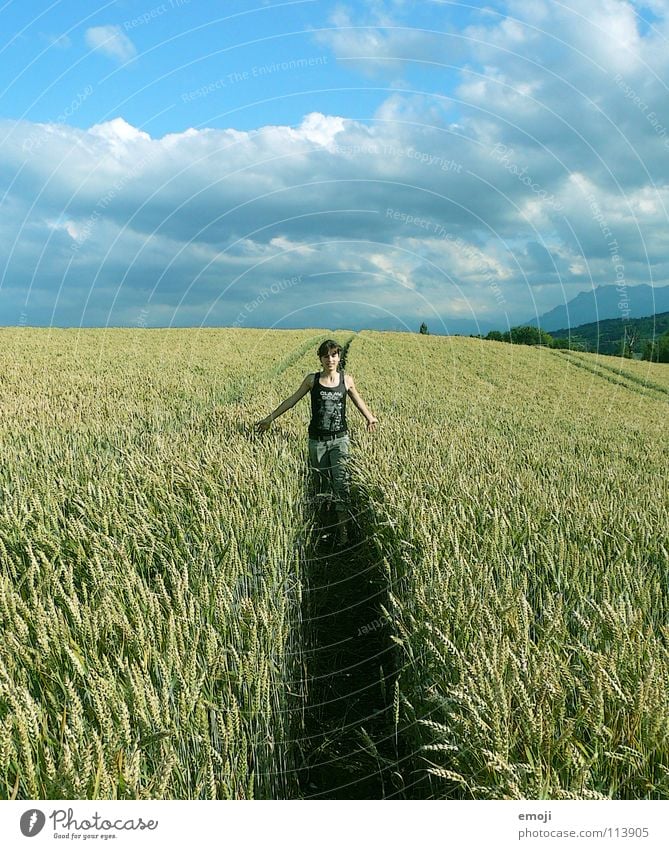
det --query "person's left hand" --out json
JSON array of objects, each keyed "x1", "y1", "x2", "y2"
[{"x1": 366, "y1": 416, "x2": 378, "y2": 432}]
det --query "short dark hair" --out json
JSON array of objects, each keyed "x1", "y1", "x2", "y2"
[{"x1": 317, "y1": 339, "x2": 341, "y2": 358}]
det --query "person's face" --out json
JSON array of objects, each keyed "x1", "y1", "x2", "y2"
[{"x1": 320, "y1": 349, "x2": 340, "y2": 368}]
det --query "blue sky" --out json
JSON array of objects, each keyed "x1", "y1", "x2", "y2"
[
  {"x1": 2, "y1": 0, "x2": 669, "y2": 331},
  {"x1": 1, "y1": 1, "x2": 470, "y2": 134}
]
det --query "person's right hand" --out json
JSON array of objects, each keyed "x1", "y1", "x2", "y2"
[{"x1": 255, "y1": 418, "x2": 272, "y2": 433}]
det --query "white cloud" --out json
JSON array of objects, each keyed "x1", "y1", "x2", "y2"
[
  {"x1": 88, "y1": 117, "x2": 152, "y2": 158},
  {"x1": 85, "y1": 25, "x2": 137, "y2": 64},
  {"x1": 5, "y1": 0, "x2": 669, "y2": 328},
  {"x1": 313, "y1": 3, "x2": 461, "y2": 75},
  {"x1": 89, "y1": 117, "x2": 150, "y2": 143},
  {"x1": 292, "y1": 112, "x2": 345, "y2": 148},
  {"x1": 1, "y1": 103, "x2": 667, "y2": 328}
]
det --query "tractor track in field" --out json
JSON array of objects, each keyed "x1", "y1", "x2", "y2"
[
  {"x1": 551, "y1": 349, "x2": 669, "y2": 401},
  {"x1": 295, "y1": 504, "x2": 407, "y2": 799},
  {"x1": 566, "y1": 353, "x2": 669, "y2": 398}
]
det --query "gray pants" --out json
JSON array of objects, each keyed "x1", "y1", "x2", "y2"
[{"x1": 308, "y1": 434, "x2": 350, "y2": 516}]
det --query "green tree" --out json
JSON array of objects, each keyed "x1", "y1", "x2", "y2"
[
  {"x1": 660, "y1": 334, "x2": 669, "y2": 362},
  {"x1": 642, "y1": 340, "x2": 657, "y2": 361},
  {"x1": 555, "y1": 337, "x2": 588, "y2": 351},
  {"x1": 508, "y1": 325, "x2": 553, "y2": 346},
  {"x1": 419, "y1": 322, "x2": 429, "y2": 335},
  {"x1": 642, "y1": 331, "x2": 669, "y2": 362},
  {"x1": 486, "y1": 330, "x2": 504, "y2": 342}
]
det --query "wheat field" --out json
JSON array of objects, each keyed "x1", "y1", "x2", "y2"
[
  {"x1": 348, "y1": 331, "x2": 669, "y2": 798},
  {"x1": 0, "y1": 327, "x2": 667, "y2": 799}
]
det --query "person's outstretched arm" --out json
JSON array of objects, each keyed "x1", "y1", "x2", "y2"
[
  {"x1": 256, "y1": 373, "x2": 313, "y2": 432},
  {"x1": 345, "y1": 375, "x2": 378, "y2": 432}
]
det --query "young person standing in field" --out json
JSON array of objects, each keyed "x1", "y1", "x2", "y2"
[{"x1": 255, "y1": 339, "x2": 378, "y2": 544}]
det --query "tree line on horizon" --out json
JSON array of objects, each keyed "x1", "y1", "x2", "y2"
[
  {"x1": 418, "y1": 319, "x2": 669, "y2": 361},
  {"x1": 480, "y1": 325, "x2": 669, "y2": 360}
]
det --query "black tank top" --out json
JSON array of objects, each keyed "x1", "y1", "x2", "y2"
[{"x1": 309, "y1": 370, "x2": 348, "y2": 438}]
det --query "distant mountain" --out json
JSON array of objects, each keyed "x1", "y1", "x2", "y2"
[
  {"x1": 527, "y1": 284, "x2": 669, "y2": 331},
  {"x1": 550, "y1": 310, "x2": 669, "y2": 355}
]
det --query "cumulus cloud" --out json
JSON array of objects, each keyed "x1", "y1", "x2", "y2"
[
  {"x1": 456, "y1": 0, "x2": 669, "y2": 180},
  {"x1": 0, "y1": 102, "x2": 666, "y2": 331},
  {"x1": 85, "y1": 25, "x2": 137, "y2": 64},
  {"x1": 313, "y1": 2, "x2": 461, "y2": 75},
  {"x1": 1, "y1": 95, "x2": 667, "y2": 330},
  {"x1": 3, "y1": 0, "x2": 669, "y2": 330},
  {"x1": 0, "y1": 111, "x2": 527, "y2": 328}
]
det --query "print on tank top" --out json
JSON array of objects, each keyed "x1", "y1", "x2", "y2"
[{"x1": 309, "y1": 370, "x2": 348, "y2": 437}]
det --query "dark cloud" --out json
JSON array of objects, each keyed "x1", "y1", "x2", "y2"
[{"x1": 2, "y1": 0, "x2": 669, "y2": 329}]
